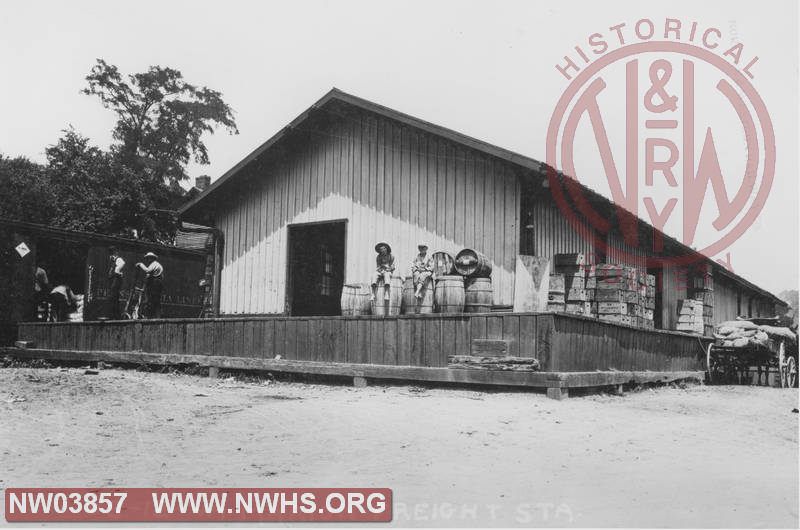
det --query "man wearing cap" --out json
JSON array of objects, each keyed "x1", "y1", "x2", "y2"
[
  {"x1": 136, "y1": 252, "x2": 164, "y2": 318},
  {"x1": 411, "y1": 243, "x2": 433, "y2": 299},
  {"x1": 371, "y1": 242, "x2": 395, "y2": 301}
]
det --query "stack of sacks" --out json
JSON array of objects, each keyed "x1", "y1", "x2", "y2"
[{"x1": 714, "y1": 320, "x2": 796, "y2": 349}]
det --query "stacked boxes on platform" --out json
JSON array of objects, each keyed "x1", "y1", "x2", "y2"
[
  {"x1": 591, "y1": 263, "x2": 656, "y2": 329},
  {"x1": 547, "y1": 254, "x2": 656, "y2": 329},
  {"x1": 555, "y1": 254, "x2": 592, "y2": 316},
  {"x1": 676, "y1": 299, "x2": 704, "y2": 334},
  {"x1": 547, "y1": 273, "x2": 566, "y2": 312},
  {"x1": 679, "y1": 264, "x2": 713, "y2": 335}
]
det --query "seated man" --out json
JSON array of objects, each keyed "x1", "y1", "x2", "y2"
[
  {"x1": 371, "y1": 242, "x2": 395, "y2": 301},
  {"x1": 411, "y1": 243, "x2": 433, "y2": 299}
]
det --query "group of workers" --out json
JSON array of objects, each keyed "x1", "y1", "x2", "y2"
[
  {"x1": 34, "y1": 248, "x2": 165, "y2": 321},
  {"x1": 371, "y1": 242, "x2": 433, "y2": 301}
]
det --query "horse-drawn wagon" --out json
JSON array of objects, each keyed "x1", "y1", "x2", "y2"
[{"x1": 706, "y1": 317, "x2": 798, "y2": 388}]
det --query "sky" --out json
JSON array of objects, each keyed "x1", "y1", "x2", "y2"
[{"x1": 0, "y1": 0, "x2": 797, "y2": 294}]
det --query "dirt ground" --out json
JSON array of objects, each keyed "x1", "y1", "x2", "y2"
[{"x1": 0, "y1": 363, "x2": 797, "y2": 528}]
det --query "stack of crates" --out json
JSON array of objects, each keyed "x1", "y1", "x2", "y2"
[
  {"x1": 592, "y1": 264, "x2": 656, "y2": 329},
  {"x1": 643, "y1": 274, "x2": 656, "y2": 329},
  {"x1": 547, "y1": 273, "x2": 566, "y2": 312},
  {"x1": 676, "y1": 298, "x2": 704, "y2": 334},
  {"x1": 556, "y1": 254, "x2": 591, "y2": 316},
  {"x1": 690, "y1": 264, "x2": 714, "y2": 336}
]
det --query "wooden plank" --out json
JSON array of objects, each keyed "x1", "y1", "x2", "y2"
[
  {"x1": 470, "y1": 315, "x2": 487, "y2": 340},
  {"x1": 441, "y1": 318, "x2": 456, "y2": 359},
  {"x1": 445, "y1": 143, "x2": 456, "y2": 240},
  {"x1": 536, "y1": 315, "x2": 554, "y2": 370},
  {"x1": 423, "y1": 318, "x2": 442, "y2": 367},
  {"x1": 396, "y1": 318, "x2": 411, "y2": 366},
  {"x1": 284, "y1": 319, "x2": 297, "y2": 360},
  {"x1": 504, "y1": 315, "x2": 520, "y2": 356},
  {"x1": 454, "y1": 317, "x2": 470, "y2": 356},
  {"x1": 425, "y1": 135, "x2": 437, "y2": 233},
  {"x1": 487, "y1": 316, "x2": 503, "y2": 340},
  {"x1": 382, "y1": 318, "x2": 397, "y2": 366},
  {"x1": 368, "y1": 319, "x2": 384, "y2": 365},
  {"x1": 294, "y1": 319, "x2": 309, "y2": 361},
  {"x1": 2, "y1": 347, "x2": 703, "y2": 390},
  {"x1": 454, "y1": 147, "x2": 466, "y2": 244},
  {"x1": 262, "y1": 319, "x2": 275, "y2": 359},
  {"x1": 356, "y1": 319, "x2": 370, "y2": 364},
  {"x1": 519, "y1": 314, "x2": 536, "y2": 358},
  {"x1": 332, "y1": 319, "x2": 346, "y2": 363},
  {"x1": 435, "y1": 139, "x2": 446, "y2": 236}
]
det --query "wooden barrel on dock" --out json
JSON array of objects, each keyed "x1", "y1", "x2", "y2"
[
  {"x1": 431, "y1": 251, "x2": 455, "y2": 277},
  {"x1": 455, "y1": 249, "x2": 492, "y2": 278},
  {"x1": 464, "y1": 277, "x2": 492, "y2": 313},
  {"x1": 401, "y1": 276, "x2": 434, "y2": 314},
  {"x1": 434, "y1": 275, "x2": 465, "y2": 313},
  {"x1": 341, "y1": 284, "x2": 371, "y2": 316},
  {"x1": 372, "y1": 277, "x2": 403, "y2": 316}
]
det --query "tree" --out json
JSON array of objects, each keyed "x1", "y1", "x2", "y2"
[
  {"x1": 83, "y1": 59, "x2": 238, "y2": 186},
  {"x1": 44, "y1": 129, "x2": 185, "y2": 242},
  {"x1": 0, "y1": 155, "x2": 55, "y2": 225}
]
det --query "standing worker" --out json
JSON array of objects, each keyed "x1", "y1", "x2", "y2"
[
  {"x1": 48, "y1": 284, "x2": 77, "y2": 322},
  {"x1": 33, "y1": 265, "x2": 51, "y2": 320},
  {"x1": 107, "y1": 246, "x2": 125, "y2": 319},
  {"x1": 136, "y1": 252, "x2": 164, "y2": 319}
]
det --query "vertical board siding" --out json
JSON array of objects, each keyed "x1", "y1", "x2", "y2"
[
  {"x1": 215, "y1": 110, "x2": 519, "y2": 314},
  {"x1": 19, "y1": 313, "x2": 703, "y2": 372},
  {"x1": 528, "y1": 194, "x2": 594, "y2": 260}
]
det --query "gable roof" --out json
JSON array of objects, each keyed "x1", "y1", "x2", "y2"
[{"x1": 178, "y1": 88, "x2": 786, "y2": 308}]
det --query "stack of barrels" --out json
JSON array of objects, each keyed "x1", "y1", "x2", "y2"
[
  {"x1": 431, "y1": 249, "x2": 493, "y2": 314},
  {"x1": 340, "y1": 248, "x2": 494, "y2": 316}
]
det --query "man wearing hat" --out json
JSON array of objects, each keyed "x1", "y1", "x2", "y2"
[
  {"x1": 411, "y1": 243, "x2": 433, "y2": 299},
  {"x1": 371, "y1": 242, "x2": 395, "y2": 301},
  {"x1": 106, "y1": 246, "x2": 126, "y2": 319},
  {"x1": 136, "y1": 252, "x2": 164, "y2": 318}
]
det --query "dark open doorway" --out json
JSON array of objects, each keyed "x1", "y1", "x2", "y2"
[{"x1": 287, "y1": 221, "x2": 346, "y2": 316}]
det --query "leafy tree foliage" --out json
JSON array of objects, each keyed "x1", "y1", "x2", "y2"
[
  {"x1": 83, "y1": 59, "x2": 238, "y2": 186},
  {"x1": 0, "y1": 155, "x2": 55, "y2": 225},
  {"x1": 1, "y1": 60, "x2": 236, "y2": 243}
]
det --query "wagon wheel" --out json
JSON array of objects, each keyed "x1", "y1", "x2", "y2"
[
  {"x1": 779, "y1": 342, "x2": 798, "y2": 388},
  {"x1": 706, "y1": 343, "x2": 725, "y2": 384}
]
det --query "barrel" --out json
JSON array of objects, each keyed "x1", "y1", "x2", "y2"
[
  {"x1": 341, "y1": 284, "x2": 372, "y2": 316},
  {"x1": 464, "y1": 277, "x2": 492, "y2": 313},
  {"x1": 372, "y1": 276, "x2": 403, "y2": 316},
  {"x1": 454, "y1": 248, "x2": 492, "y2": 278},
  {"x1": 431, "y1": 251, "x2": 455, "y2": 277},
  {"x1": 402, "y1": 276, "x2": 434, "y2": 314},
  {"x1": 434, "y1": 275, "x2": 465, "y2": 313}
]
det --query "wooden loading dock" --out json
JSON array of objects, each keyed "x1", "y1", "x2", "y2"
[{"x1": 8, "y1": 312, "x2": 706, "y2": 399}]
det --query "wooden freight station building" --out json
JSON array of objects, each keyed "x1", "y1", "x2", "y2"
[
  {"x1": 11, "y1": 89, "x2": 787, "y2": 398},
  {"x1": 178, "y1": 89, "x2": 784, "y2": 326}
]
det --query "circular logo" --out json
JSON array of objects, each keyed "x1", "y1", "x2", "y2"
[{"x1": 546, "y1": 41, "x2": 775, "y2": 269}]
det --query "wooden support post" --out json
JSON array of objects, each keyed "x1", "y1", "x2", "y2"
[
  {"x1": 546, "y1": 387, "x2": 568, "y2": 400},
  {"x1": 208, "y1": 366, "x2": 219, "y2": 378},
  {"x1": 611, "y1": 384, "x2": 624, "y2": 395},
  {"x1": 353, "y1": 376, "x2": 368, "y2": 388}
]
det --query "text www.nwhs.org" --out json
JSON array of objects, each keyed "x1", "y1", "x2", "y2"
[
  {"x1": 151, "y1": 491, "x2": 387, "y2": 515},
  {"x1": 6, "y1": 489, "x2": 391, "y2": 522}
]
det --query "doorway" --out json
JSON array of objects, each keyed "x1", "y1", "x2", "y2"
[{"x1": 287, "y1": 221, "x2": 346, "y2": 316}]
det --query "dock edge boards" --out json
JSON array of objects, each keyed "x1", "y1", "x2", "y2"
[{"x1": 1, "y1": 347, "x2": 704, "y2": 392}]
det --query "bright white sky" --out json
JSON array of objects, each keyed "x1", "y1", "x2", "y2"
[{"x1": 1, "y1": 0, "x2": 797, "y2": 294}]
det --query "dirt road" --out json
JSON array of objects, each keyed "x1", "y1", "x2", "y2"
[{"x1": 1, "y1": 365, "x2": 797, "y2": 527}]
